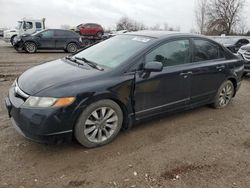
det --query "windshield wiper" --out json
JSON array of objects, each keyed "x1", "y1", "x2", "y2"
[
  {"x1": 74, "y1": 57, "x2": 104, "y2": 71},
  {"x1": 65, "y1": 56, "x2": 84, "y2": 66}
]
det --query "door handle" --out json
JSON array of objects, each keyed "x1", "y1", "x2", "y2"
[
  {"x1": 180, "y1": 71, "x2": 192, "y2": 78},
  {"x1": 216, "y1": 65, "x2": 225, "y2": 70}
]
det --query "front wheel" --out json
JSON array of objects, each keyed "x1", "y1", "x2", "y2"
[
  {"x1": 74, "y1": 100, "x2": 123, "y2": 148},
  {"x1": 10, "y1": 35, "x2": 17, "y2": 46},
  {"x1": 212, "y1": 80, "x2": 234, "y2": 109},
  {"x1": 24, "y1": 42, "x2": 37, "y2": 53}
]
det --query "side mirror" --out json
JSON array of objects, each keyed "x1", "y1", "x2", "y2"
[{"x1": 144, "y1": 61, "x2": 163, "y2": 72}]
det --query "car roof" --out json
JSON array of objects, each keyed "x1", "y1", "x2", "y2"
[
  {"x1": 124, "y1": 30, "x2": 200, "y2": 39},
  {"x1": 44, "y1": 29, "x2": 72, "y2": 32}
]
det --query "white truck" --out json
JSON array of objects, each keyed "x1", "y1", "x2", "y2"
[{"x1": 3, "y1": 18, "x2": 45, "y2": 45}]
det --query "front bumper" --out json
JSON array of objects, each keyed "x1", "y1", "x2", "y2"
[
  {"x1": 5, "y1": 87, "x2": 74, "y2": 143},
  {"x1": 13, "y1": 40, "x2": 24, "y2": 51}
]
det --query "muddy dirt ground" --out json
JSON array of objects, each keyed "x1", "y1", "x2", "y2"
[{"x1": 0, "y1": 40, "x2": 250, "y2": 188}]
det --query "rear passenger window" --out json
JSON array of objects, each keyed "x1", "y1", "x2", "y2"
[
  {"x1": 193, "y1": 39, "x2": 224, "y2": 62},
  {"x1": 145, "y1": 40, "x2": 190, "y2": 67},
  {"x1": 55, "y1": 30, "x2": 66, "y2": 36}
]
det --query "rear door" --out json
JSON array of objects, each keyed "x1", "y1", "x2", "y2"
[
  {"x1": 188, "y1": 38, "x2": 228, "y2": 105},
  {"x1": 55, "y1": 30, "x2": 67, "y2": 49},
  {"x1": 134, "y1": 39, "x2": 192, "y2": 119},
  {"x1": 37, "y1": 30, "x2": 55, "y2": 49}
]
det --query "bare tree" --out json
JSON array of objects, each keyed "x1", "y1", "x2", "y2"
[
  {"x1": 206, "y1": 0, "x2": 245, "y2": 35},
  {"x1": 195, "y1": 0, "x2": 208, "y2": 34},
  {"x1": 235, "y1": 19, "x2": 248, "y2": 35},
  {"x1": 116, "y1": 16, "x2": 146, "y2": 31},
  {"x1": 150, "y1": 24, "x2": 161, "y2": 30}
]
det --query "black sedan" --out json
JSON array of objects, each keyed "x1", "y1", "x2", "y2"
[
  {"x1": 5, "y1": 31, "x2": 244, "y2": 148},
  {"x1": 13, "y1": 29, "x2": 82, "y2": 53},
  {"x1": 212, "y1": 37, "x2": 249, "y2": 53}
]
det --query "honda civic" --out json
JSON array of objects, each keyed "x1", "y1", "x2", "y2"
[{"x1": 5, "y1": 31, "x2": 244, "y2": 148}]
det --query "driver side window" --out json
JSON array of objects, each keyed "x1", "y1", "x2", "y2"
[
  {"x1": 145, "y1": 39, "x2": 190, "y2": 67},
  {"x1": 41, "y1": 30, "x2": 54, "y2": 38}
]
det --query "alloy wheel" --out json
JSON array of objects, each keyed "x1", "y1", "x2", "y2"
[
  {"x1": 67, "y1": 43, "x2": 77, "y2": 53},
  {"x1": 25, "y1": 42, "x2": 36, "y2": 53},
  {"x1": 218, "y1": 82, "x2": 234, "y2": 107},
  {"x1": 84, "y1": 107, "x2": 118, "y2": 143}
]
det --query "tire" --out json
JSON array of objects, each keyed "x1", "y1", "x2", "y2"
[
  {"x1": 10, "y1": 35, "x2": 17, "y2": 46},
  {"x1": 66, "y1": 42, "x2": 78, "y2": 53},
  {"x1": 96, "y1": 31, "x2": 103, "y2": 38},
  {"x1": 212, "y1": 80, "x2": 235, "y2": 109},
  {"x1": 74, "y1": 99, "x2": 123, "y2": 148},
  {"x1": 242, "y1": 72, "x2": 248, "y2": 78},
  {"x1": 82, "y1": 39, "x2": 91, "y2": 46},
  {"x1": 24, "y1": 42, "x2": 37, "y2": 53}
]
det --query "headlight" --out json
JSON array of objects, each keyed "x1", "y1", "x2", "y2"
[
  {"x1": 12, "y1": 79, "x2": 17, "y2": 87},
  {"x1": 23, "y1": 96, "x2": 75, "y2": 108}
]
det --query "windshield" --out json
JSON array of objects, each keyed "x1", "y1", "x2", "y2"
[
  {"x1": 15, "y1": 21, "x2": 22, "y2": 30},
  {"x1": 74, "y1": 35, "x2": 154, "y2": 68}
]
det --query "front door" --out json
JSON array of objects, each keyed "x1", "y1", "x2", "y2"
[
  {"x1": 134, "y1": 39, "x2": 192, "y2": 120},
  {"x1": 37, "y1": 30, "x2": 55, "y2": 49}
]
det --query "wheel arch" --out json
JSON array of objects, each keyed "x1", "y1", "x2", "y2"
[
  {"x1": 64, "y1": 41, "x2": 78, "y2": 50},
  {"x1": 72, "y1": 94, "x2": 132, "y2": 134},
  {"x1": 227, "y1": 77, "x2": 237, "y2": 97}
]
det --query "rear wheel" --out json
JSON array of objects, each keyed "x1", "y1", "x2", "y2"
[
  {"x1": 74, "y1": 99, "x2": 123, "y2": 148},
  {"x1": 24, "y1": 42, "x2": 37, "y2": 53},
  {"x1": 212, "y1": 80, "x2": 234, "y2": 109},
  {"x1": 66, "y1": 43, "x2": 78, "y2": 53}
]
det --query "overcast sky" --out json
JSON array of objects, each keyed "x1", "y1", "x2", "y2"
[{"x1": 1, "y1": 0, "x2": 250, "y2": 31}]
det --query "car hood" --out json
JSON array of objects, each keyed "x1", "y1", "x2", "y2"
[{"x1": 18, "y1": 58, "x2": 103, "y2": 95}]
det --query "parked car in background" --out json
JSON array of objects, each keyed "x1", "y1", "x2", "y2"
[
  {"x1": 0, "y1": 28, "x2": 6, "y2": 37},
  {"x1": 13, "y1": 29, "x2": 82, "y2": 53},
  {"x1": 77, "y1": 23, "x2": 104, "y2": 38},
  {"x1": 3, "y1": 18, "x2": 45, "y2": 45},
  {"x1": 238, "y1": 44, "x2": 250, "y2": 76},
  {"x1": 109, "y1": 30, "x2": 128, "y2": 37},
  {"x1": 5, "y1": 31, "x2": 244, "y2": 148},
  {"x1": 211, "y1": 36, "x2": 249, "y2": 53}
]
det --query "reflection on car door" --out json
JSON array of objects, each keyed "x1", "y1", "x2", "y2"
[
  {"x1": 55, "y1": 30, "x2": 66, "y2": 49},
  {"x1": 189, "y1": 38, "x2": 228, "y2": 105},
  {"x1": 134, "y1": 39, "x2": 192, "y2": 120},
  {"x1": 37, "y1": 30, "x2": 55, "y2": 49}
]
